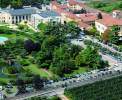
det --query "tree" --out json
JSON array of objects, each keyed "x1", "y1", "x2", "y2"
[
  {"x1": 34, "y1": 50, "x2": 52, "y2": 68},
  {"x1": 111, "y1": 25, "x2": 120, "y2": 34},
  {"x1": 33, "y1": 75, "x2": 44, "y2": 90},
  {"x1": 37, "y1": 22, "x2": 47, "y2": 32},
  {"x1": 109, "y1": 25, "x2": 120, "y2": 44},
  {"x1": 24, "y1": 39, "x2": 41, "y2": 53},
  {"x1": 0, "y1": 0, "x2": 51, "y2": 8},
  {"x1": 24, "y1": 39, "x2": 35, "y2": 54},
  {"x1": 109, "y1": 31, "x2": 119, "y2": 44},
  {"x1": 66, "y1": 21, "x2": 80, "y2": 38},
  {"x1": 75, "y1": 46, "x2": 105, "y2": 69},
  {"x1": 33, "y1": 42, "x2": 41, "y2": 51},
  {"x1": 102, "y1": 26, "x2": 120, "y2": 44},
  {"x1": 93, "y1": 1, "x2": 106, "y2": 8},
  {"x1": 16, "y1": 79, "x2": 26, "y2": 94},
  {"x1": 11, "y1": 0, "x2": 22, "y2": 8},
  {"x1": 50, "y1": 45, "x2": 76, "y2": 76},
  {"x1": 69, "y1": 45, "x2": 82, "y2": 59},
  {"x1": 102, "y1": 29, "x2": 110, "y2": 44}
]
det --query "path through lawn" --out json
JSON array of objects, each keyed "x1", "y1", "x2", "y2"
[
  {"x1": 59, "y1": 95, "x2": 69, "y2": 100},
  {"x1": 25, "y1": 64, "x2": 50, "y2": 78}
]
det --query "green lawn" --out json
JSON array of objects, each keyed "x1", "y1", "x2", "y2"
[
  {"x1": 118, "y1": 44, "x2": 122, "y2": 48},
  {"x1": 0, "y1": 33, "x2": 16, "y2": 38},
  {"x1": 24, "y1": 64, "x2": 50, "y2": 78},
  {"x1": 0, "y1": 78, "x2": 10, "y2": 85},
  {"x1": 65, "y1": 67, "x2": 89, "y2": 77}
]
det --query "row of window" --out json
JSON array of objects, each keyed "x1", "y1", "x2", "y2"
[
  {"x1": 12, "y1": 15, "x2": 30, "y2": 20},
  {"x1": 0, "y1": 17, "x2": 5, "y2": 19}
]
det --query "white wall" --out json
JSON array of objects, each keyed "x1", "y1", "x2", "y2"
[
  {"x1": 118, "y1": 25, "x2": 122, "y2": 36},
  {"x1": 95, "y1": 21, "x2": 108, "y2": 34},
  {"x1": 0, "y1": 12, "x2": 12, "y2": 24},
  {"x1": 31, "y1": 14, "x2": 61, "y2": 29}
]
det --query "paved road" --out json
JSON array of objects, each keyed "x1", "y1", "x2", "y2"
[
  {"x1": 100, "y1": 52, "x2": 120, "y2": 66},
  {"x1": 7, "y1": 88, "x2": 65, "y2": 100},
  {"x1": 71, "y1": 35, "x2": 122, "y2": 66},
  {"x1": 7, "y1": 70, "x2": 122, "y2": 100},
  {"x1": 86, "y1": 36, "x2": 122, "y2": 55},
  {"x1": 6, "y1": 35, "x2": 122, "y2": 100}
]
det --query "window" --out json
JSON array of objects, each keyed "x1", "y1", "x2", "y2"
[
  {"x1": 16, "y1": 16, "x2": 18, "y2": 20},
  {"x1": 97, "y1": 25, "x2": 100, "y2": 28},
  {"x1": 19, "y1": 16, "x2": 21, "y2": 19},
  {"x1": 102, "y1": 27, "x2": 104, "y2": 31},
  {"x1": 12, "y1": 21, "x2": 14, "y2": 24}
]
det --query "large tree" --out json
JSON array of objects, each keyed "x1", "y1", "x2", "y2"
[
  {"x1": 33, "y1": 75, "x2": 44, "y2": 90},
  {"x1": 0, "y1": 0, "x2": 51, "y2": 8},
  {"x1": 50, "y1": 45, "x2": 76, "y2": 76},
  {"x1": 16, "y1": 79, "x2": 26, "y2": 94},
  {"x1": 75, "y1": 46, "x2": 107, "y2": 69}
]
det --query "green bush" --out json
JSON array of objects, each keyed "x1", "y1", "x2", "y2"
[{"x1": 20, "y1": 59, "x2": 30, "y2": 66}]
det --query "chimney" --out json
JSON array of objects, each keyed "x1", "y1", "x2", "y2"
[
  {"x1": 112, "y1": 10, "x2": 120, "y2": 19},
  {"x1": 97, "y1": 12, "x2": 102, "y2": 19}
]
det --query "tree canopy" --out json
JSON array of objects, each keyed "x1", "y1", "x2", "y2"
[{"x1": 0, "y1": 0, "x2": 51, "y2": 8}]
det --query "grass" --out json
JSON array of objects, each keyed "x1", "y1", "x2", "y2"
[
  {"x1": 65, "y1": 67, "x2": 89, "y2": 77},
  {"x1": 118, "y1": 44, "x2": 122, "y2": 48},
  {"x1": 0, "y1": 78, "x2": 10, "y2": 85},
  {"x1": 0, "y1": 33, "x2": 16, "y2": 38},
  {"x1": 24, "y1": 64, "x2": 50, "y2": 78},
  {"x1": 88, "y1": 0, "x2": 122, "y2": 13}
]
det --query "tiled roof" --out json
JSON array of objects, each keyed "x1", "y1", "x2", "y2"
[
  {"x1": 51, "y1": 1, "x2": 91, "y2": 29},
  {"x1": 78, "y1": 21, "x2": 91, "y2": 29},
  {"x1": 68, "y1": 0, "x2": 86, "y2": 7},
  {"x1": 77, "y1": 13, "x2": 97, "y2": 22},
  {"x1": 96, "y1": 14, "x2": 122, "y2": 26}
]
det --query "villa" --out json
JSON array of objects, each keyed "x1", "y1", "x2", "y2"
[
  {"x1": 95, "y1": 11, "x2": 122, "y2": 36},
  {"x1": 0, "y1": 7, "x2": 39, "y2": 24},
  {"x1": 31, "y1": 10, "x2": 61, "y2": 29},
  {"x1": 51, "y1": 0, "x2": 122, "y2": 36}
]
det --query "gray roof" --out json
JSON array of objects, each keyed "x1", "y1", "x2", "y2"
[
  {"x1": 5, "y1": 7, "x2": 38, "y2": 16},
  {"x1": 39, "y1": 10, "x2": 60, "y2": 18}
]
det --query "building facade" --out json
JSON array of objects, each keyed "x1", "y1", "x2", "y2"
[
  {"x1": 95, "y1": 13, "x2": 122, "y2": 36},
  {"x1": 31, "y1": 10, "x2": 61, "y2": 29},
  {"x1": 0, "y1": 7, "x2": 39, "y2": 24}
]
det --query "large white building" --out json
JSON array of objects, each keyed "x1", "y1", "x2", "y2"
[
  {"x1": 0, "y1": 7, "x2": 39, "y2": 24},
  {"x1": 31, "y1": 10, "x2": 61, "y2": 29}
]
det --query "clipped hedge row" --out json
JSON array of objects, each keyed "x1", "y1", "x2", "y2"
[{"x1": 64, "y1": 75, "x2": 122, "y2": 100}]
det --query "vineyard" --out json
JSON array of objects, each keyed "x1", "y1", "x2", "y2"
[{"x1": 64, "y1": 75, "x2": 122, "y2": 100}]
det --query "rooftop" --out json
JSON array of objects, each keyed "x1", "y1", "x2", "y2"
[
  {"x1": 4, "y1": 7, "x2": 38, "y2": 16},
  {"x1": 77, "y1": 13, "x2": 97, "y2": 22},
  {"x1": 67, "y1": 0, "x2": 86, "y2": 7},
  {"x1": 39, "y1": 10, "x2": 60, "y2": 18},
  {"x1": 96, "y1": 13, "x2": 122, "y2": 26}
]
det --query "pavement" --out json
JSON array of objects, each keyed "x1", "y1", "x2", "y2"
[
  {"x1": 5, "y1": 34, "x2": 122, "y2": 100},
  {"x1": 86, "y1": 36, "x2": 122, "y2": 55},
  {"x1": 59, "y1": 94, "x2": 69, "y2": 100},
  {"x1": 7, "y1": 70, "x2": 122, "y2": 100}
]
